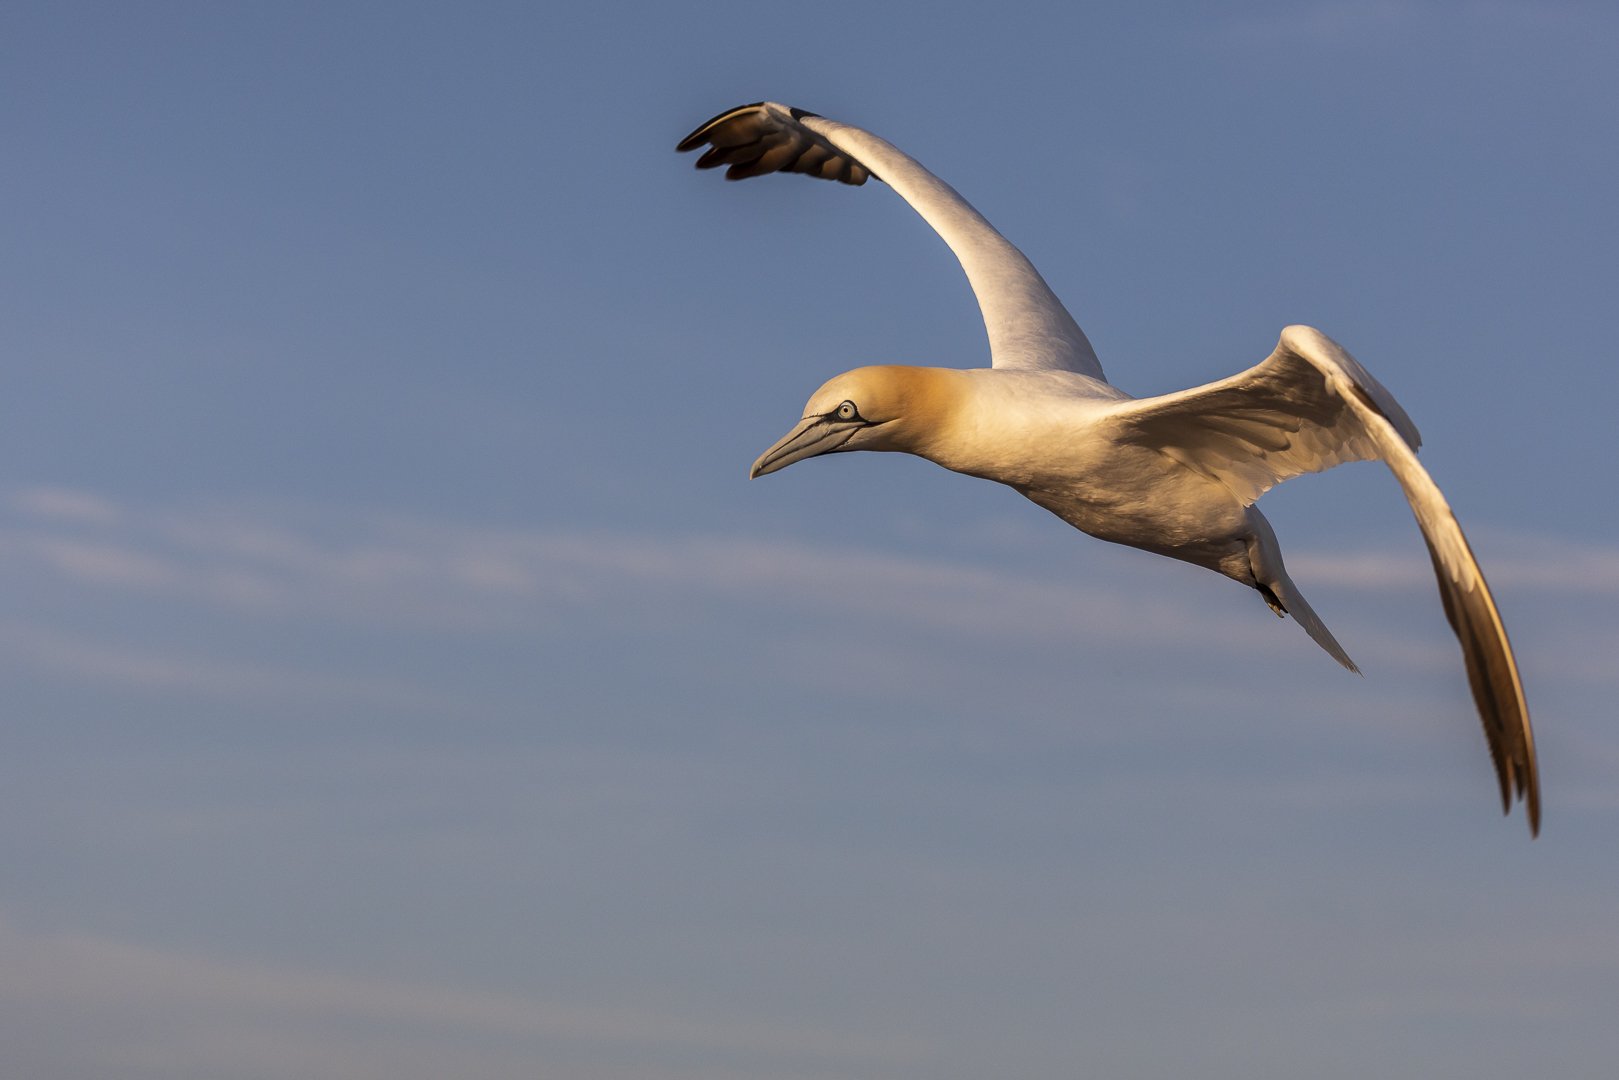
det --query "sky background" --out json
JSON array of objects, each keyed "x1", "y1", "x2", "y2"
[{"x1": 0, "y1": 1, "x2": 1616, "y2": 1077}]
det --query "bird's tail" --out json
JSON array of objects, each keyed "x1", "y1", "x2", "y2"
[
  {"x1": 1266, "y1": 573, "x2": 1359, "y2": 674},
  {"x1": 1245, "y1": 512, "x2": 1359, "y2": 674}
]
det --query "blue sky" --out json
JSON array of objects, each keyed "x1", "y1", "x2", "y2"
[{"x1": 0, "y1": 2, "x2": 1616, "y2": 1077}]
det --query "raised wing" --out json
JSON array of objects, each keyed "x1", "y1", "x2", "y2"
[
  {"x1": 678, "y1": 102, "x2": 1107, "y2": 381},
  {"x1": 1111, "y1": 325, "x2": 1538, "y2": 834}
]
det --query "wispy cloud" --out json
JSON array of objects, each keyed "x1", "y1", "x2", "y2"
[
  {"x1": 0, "y1": 487, "x2": 1267, "y2": 646},
  {"x1": 1289, "y1": 534, "x2": 1619, "y2": 592},
  {"x1": 8, "y1": 486, "x2": 1613, "y2": 625},
  {"x1": 1, "y1": 486, "x2": 1610, "y2": 706},
  {"x1": 0, "y1": 918, "x2": 922, "y2": 1079},
  {"x1": 0, "y1": 619, "x2": 455, "y2": 708}
]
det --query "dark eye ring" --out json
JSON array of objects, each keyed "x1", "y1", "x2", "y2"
[{"x1": 836, "y1": 401, "x2": 859, "y2": 421}]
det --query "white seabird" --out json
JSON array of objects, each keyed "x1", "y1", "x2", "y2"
[{"x1": 678, "y1": 101, "x2": 1539, "y2": 835}]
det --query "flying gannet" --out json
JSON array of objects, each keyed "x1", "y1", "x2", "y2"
[{"x1": 677, "y1": 101, "x2": 1539, "y2": 835}]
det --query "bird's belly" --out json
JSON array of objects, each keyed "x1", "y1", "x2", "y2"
[{"x1": 1007, "y1": 445, "x2": 1254, "y2": 577}]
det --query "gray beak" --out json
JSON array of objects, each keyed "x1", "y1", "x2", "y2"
[{"x1": 750, "y1": 414, "x2": 866, "y2": 478}]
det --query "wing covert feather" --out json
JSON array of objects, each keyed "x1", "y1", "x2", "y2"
[{"x1": 1110, "y1": 326, "x2": 1419, "y2": 505}]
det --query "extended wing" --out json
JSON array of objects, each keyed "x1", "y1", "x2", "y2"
[
  {"x1": 1110, "y1": 324, "x2": 1421, "y2": 506},
  {"x1": 678, "y1": 102, "x2": 1107, "y2": 381},
  {"x1": 1109, "y1": 325, "x2": 1538, "y2": 834}
]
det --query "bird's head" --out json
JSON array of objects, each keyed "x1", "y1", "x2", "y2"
[{"x1": 749, "y1": 366, "x2": 964, "y2": 478}]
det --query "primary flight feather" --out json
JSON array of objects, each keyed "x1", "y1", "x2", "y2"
[{"x1": 677, "y1": 101, "x2": 1539, "y2": 835}]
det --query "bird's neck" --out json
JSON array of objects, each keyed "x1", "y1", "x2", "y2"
[
  {"x1": 862, "y1": 366, "x2": 975, "y2": 463},
  {"x1": 888, "y1": 369, "x2": 1104, "y2": 487}
]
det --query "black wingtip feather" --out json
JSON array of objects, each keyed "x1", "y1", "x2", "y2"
[
  {"x1": 676, "y1": 103, "x2": 872, "y2": 187},
  {"x1": 676, "y1": 102, "x2": 768, "y2": 153}
]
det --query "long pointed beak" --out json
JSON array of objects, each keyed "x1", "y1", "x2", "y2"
[{"x1": 750, "y1": 415, "x2": 865, "y2": 478}]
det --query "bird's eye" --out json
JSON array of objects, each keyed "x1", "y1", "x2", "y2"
[{"x1": 836, "y1": 401, "x2": 859, "y2": 421}]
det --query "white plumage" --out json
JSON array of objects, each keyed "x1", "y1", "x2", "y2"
[{"x1": 678, "y1": 101, "x2": 1539, "y2": 835}]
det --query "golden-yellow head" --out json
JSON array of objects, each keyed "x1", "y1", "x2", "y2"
[{"x1": 750, "y1": 366, "x2": 965, "y2": 478}]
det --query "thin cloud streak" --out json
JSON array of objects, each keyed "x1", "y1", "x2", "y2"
[
  {"x1": 0, "y1": 619, "x2": 459, "y2": 709},
  {"x1": 8, "y1": 487, "x2": 1615, "y2": 615},
  {"x1": 2, "y1": 487, "x2": 1612, "y2": 708},
  {"x1": 0, "y1": 919, "x2": 925, "y2": 1074}
]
